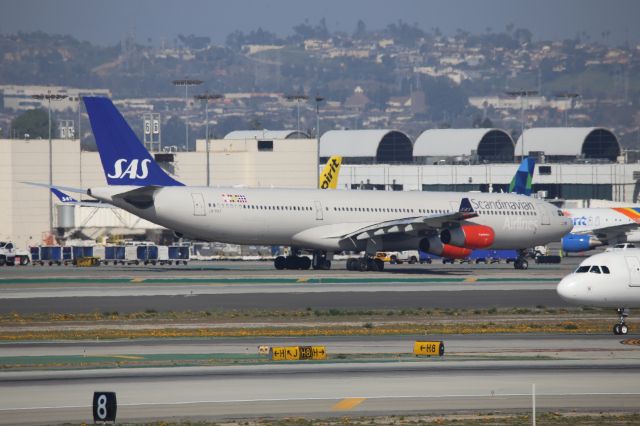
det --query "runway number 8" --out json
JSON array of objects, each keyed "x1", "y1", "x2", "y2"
[
  {"x1": 92, "y1": 391, "x2": 117, "y2": 423},
  {"x1": 96, "y1": 394, "x2": 107, "y2": 419}
]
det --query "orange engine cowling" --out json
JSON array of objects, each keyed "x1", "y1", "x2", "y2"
[
  {"x1": 440, "y1": 225, "x2": 495, "y2": 249},
  {"x1": 419, "y1": 236, "x2": 472, "y2": 259}
]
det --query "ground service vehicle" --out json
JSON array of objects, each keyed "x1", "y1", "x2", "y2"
[{"x1": 0, "y1": 242, "x2": 30, "y2": 266}]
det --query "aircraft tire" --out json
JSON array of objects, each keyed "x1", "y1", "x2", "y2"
[
  {"x1": 374, "y1": 258, "x2": 384, "y2": 271},
  {"x1": 620, "y1": 324, "x2": 629, "y2": 335},
  {"x1": 614, "y1": 324, "x2": 621, "y2": 335},
  {"x1": 346, "y1": 258, "x2": 357, "y2": 271},
  {"x1": 300, "y1": 256, "x2": 311, "y2": 270},
  {"x1": 274, "y1": 256, "x2": 286, "y2": 270},
  {"x1": 358, "y1": 258, "x2": 368, "y2": 272}
]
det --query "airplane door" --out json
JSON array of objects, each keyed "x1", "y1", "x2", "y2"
[
  {"x1": 314, "y1": 201, "x2": 323, "y2": 220},
  {"x1": 538, "y1": 205, "x2": 550, "y2": 225},
  {"x1": 191, "y1": 193, "x2": 206, "y2": 216},
  {"x1": 625, "y1": 256, "x2": 640, "y2": 287}
]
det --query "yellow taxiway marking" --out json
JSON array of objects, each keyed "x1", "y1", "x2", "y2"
[
  {"x1": 297, "y1": 278, "x2": 309, "y2": 283},
  {"x1": 88, "y1": 355, "x2": 145, "y2": 360},
  {"x1": 464, "y1": 277, "x2": 478, "y2": 283},
  {"x1": 332, "y1": 397, "x2": 366, "y2": 411},
  {"x1": 130, "y1": 278, "x2": 145, "y2": 283}
]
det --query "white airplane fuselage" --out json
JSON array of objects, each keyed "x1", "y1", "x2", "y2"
[
  {"x1": 557, "y1": 249, "x2": 640, "y2": 308},
  {"x1": 89, "y1": 186, "x2": 572, "y2": 252},
  {"x1": 566, "y1": 208, "x2": 640, "y2": 239}
]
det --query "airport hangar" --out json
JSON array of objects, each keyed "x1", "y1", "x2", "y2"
[{"x1": 0, "y1": 126, "x2": 633, "y2": 247}]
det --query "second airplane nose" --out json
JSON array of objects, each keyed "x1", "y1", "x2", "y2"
[{"x1": 556, "y1": 277, "x2": 576, "y2": 302}]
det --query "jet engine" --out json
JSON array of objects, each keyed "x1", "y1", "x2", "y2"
[
  {"x1": 440, "y1": 225, "x2": 495, "y2": 249},
  {"x1": 419, "y1": 236, "x2": 472, "y2": 259},
  {"x1": 561, "y1": 233, "x2": 602, "y2": 252}
]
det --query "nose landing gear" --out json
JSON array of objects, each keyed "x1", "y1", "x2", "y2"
[{"x1": 613, "y1": 308, "x2": 630, "y2": 335}]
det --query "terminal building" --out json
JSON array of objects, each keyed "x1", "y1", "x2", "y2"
[{"x1": 0, "y1": 126, "x2": 637, "y2": 247}]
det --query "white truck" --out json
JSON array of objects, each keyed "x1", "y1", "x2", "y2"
[{"x1": 0, "y1": 242, "x2": 30, "y2": 266}]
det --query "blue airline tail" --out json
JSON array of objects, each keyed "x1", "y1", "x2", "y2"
[
  {"x1": 83, "y1": 97, "x2": 183, "y2": 187},
  {"x1": 51, "y1": 188, "x2": 78, "y2": 203},
  {"x1": 508, "y1": 157, "x2": 535, "y2": 196}
]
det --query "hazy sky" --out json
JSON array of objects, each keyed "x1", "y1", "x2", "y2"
[{"x1": 2, "y1": 0, "x2": 639, "y2": 46}]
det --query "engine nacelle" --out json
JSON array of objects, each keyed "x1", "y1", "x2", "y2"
[
  {"x1": 419, "y1": 236, "x2": 472, "y2": 259},
  {"x1": 561, "y1": 233, "x2": 602, "y2": 252},
  {"x1": 440, "y1": 225, "x2": 495, "y2": 249}
]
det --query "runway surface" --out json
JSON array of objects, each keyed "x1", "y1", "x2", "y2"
[
  {"x1": 0, "y1": 260, "x2": 577, "y2": 313},
  {"x1": 2, "y1": 359, "x2": 640, "y2": 424}
]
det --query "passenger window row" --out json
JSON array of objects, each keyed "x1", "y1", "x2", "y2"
[
  {"x1": 208, "y1": 203, "x2": 313, "y2": 211},
  {"x1": 209, "y1": 202, "x2": 537, "y2": 217}
]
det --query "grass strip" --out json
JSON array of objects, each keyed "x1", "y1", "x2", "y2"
[
  {"x1": 0, "y1": 306, "x2": 607, "y2": 324},
  {"x1": 0, "y1": 319, "x2": 614, "y2": 341}
]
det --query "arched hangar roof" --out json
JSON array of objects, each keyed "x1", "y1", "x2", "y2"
[
  {"x1": 224, "y1": 130, "x2": 310, "y2": 139},
  {"x1": 515, "y1": 127, "x2": 620, "y2": 161},
  {"x1": 414, "y1": 128, "x2": 514, "y2": 162},
  {"x1": 320, "y1": 129, "x2": 413, "y2": 163}
]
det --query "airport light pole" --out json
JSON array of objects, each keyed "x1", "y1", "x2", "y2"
[
  {"x1": 285, "y1": 94, "x2": 309, "y2": 135},
  {"x1": 314, "y1": 95, "x2": 324, "y2": 188},
  {"x1": 31, "y1": 91, "x2": 67, "y2": 237},
  {"x1": 506, "y1": 90, "x2": 538, "y2": 159},
  {"x1": 172, "y1": 79, "x2": 203, "y2": 151},
  {"x1": 194, "y1": 93, "x2": 224, "y2": 187},
  {"x1": 555, "y1": 92, "x2": 580, "y2": 127}
]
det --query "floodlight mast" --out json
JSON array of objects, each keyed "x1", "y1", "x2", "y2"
[
  {"x1": 172, "y1": 79, "x2": 203, "y2": 151},
  {"x1": 31, "y1": 91, "x2": 68, "y2": 237},
  {"x1": 285, "y1": 94, "x2": 309, "y2": 135},
  {"x1": 314, "y1": 95, "x2": 324, "y2": 188},
  {"x1": 194, "y1": 93, "x2": 224, "y2": 187},
  {"x1": 555, "y1": 92, "x2": 580, "y2": 127},
  {"x1": 505, "y1": 90, "x2": 538, "y2": 159}
]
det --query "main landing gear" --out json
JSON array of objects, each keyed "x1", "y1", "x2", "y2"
[
  {"x1": 346, "y1": 256, "x2": 385, "y2": 272},
  {"x1": 274, "y1": 255, "x2": 311, "y2": 270},
  {"x1": 513, "y1": 250, "x2": 529, "y2": 270},
  {"x1": 312, "y1": 251, "x2": 332, "y2": 270},
  {"x1": 613, "y1": 308, "x2": 630, "y2": 335}
]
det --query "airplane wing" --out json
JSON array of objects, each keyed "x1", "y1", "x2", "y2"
[
  {"x1": 338, "y1": 198, "x2": 478, "y2": 240},
  {"x1": 590, "y1": 223, "x2": 640, "y2": 242}
]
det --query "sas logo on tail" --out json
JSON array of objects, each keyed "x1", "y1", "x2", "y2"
[{"x1": 108, "y1": 159, "x2": 151, "y2": 180}]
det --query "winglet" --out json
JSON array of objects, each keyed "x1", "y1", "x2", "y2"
[
  {"x1": 509, "y1": 157, "x2": 536, "y2": 196},
  {"x1": 83, "y1": 96, "x2": 183, "y2": 187}
]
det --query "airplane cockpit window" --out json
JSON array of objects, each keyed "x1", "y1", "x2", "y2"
[
  {"x1": 601, "y1": 266, "x2": 610, "y2": 274},
  {"x1": 576, "y1": 266, "x2": 590, "y2": 273},
  {"x1": 557, "y1": 209, "x2": 564, "y2": 216},
  {"x1": 589, "y1": 265, "x2": 601, "y2": 274}
]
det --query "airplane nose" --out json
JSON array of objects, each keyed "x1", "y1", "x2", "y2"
[{"x1": 557, "y1": 276, "x2": 578, "y2": 303}]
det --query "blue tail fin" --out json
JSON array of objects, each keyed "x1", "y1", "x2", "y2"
[
  {"x1": 83, "y1": 97, "x2": 183, "y2": 186},
  {"x1": 508, "y1": 157, "x2": 535, "y2": 196},
  {"x1": 458, "y1": 197, "x2": 474, "y2": 213},
  {"x1": 51, "y1": 188, "x2": 78, "y2": 203}
]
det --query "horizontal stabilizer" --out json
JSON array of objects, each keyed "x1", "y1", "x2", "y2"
[{"x1": 22, "y1": 181, "x2": 87, "y2": 194}]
